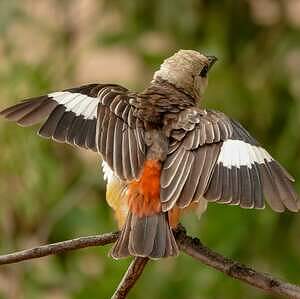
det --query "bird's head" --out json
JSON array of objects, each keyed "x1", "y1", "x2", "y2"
[{"x1": 153, "y1": 49, "x2": 217, "y2": 101}]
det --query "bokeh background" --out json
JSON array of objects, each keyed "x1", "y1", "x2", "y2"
[{"x1": 0, "y1": 0, "x2": 300, "y2": 298}]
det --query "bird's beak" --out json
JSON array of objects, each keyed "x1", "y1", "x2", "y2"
[{"x1": 206, "y1": 55, "x2": 218, "y2": 70}]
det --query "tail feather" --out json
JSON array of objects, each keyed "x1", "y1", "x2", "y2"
[
  {"x1": 111, "y1": 212, "x2": 132, "y2": 258},
  {"x1": 111, "y1": 159, "x2": 179, "y2": 259},
  {"x1": 150, "y1": 215, "x2": 167, "y2": 258},
  {"x1": 111, "y1": 212, "x2": 178, "y2": 259},
  {"x1": 129, "y1": 214, "x2": 158, "y2": 256},
  {"x1": 165, "y1": 224, "x2": 179, "y2": 256}
]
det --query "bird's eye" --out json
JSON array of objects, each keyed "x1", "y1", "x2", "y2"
[{"x1": 199, "y1": 65, "x2": 208, "y2": 77}]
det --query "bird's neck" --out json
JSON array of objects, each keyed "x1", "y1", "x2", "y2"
[
  {"x1": 148, "y1": 77, "x2": 198, "y2": 105},
  {"x1": 133, "y1": 78, "x2": 198, "y2": 124}
]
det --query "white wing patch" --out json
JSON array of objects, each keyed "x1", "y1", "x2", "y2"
[
  {"x1": 49, "y1": 91, "x2": 99, "y2": 119},
  {"x1": 102, "y1": 161, "x2": 117, "y2": 183},
  {"x1": 217, "y1": 139, "x2": 273, "y2": 168}
]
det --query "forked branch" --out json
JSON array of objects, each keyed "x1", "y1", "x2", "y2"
[
  {"x1": 174, "y1": 225, "x2": 300, "y2": 299},
  {"x1": 0, "y1": 227, "x2": 299, "y2": 299},
  {"x1": 111, "y1": 257, "x2": 149, "y2": 299}
]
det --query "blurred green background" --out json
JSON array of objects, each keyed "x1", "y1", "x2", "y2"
[{"x1": 0, "y1": 0, "x2": 300, "y2": 298}]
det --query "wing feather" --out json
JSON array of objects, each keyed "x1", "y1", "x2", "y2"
[
  {"x1": 85, "y1": 119, "x2": 97, "y2": 151},
  {"x1": 177, "y1": 146, "x2": 207, "y2": 207},
  {"x1": 1, "y1": 83, "x2": 146, "y2": 181},
  {"x1": 161, "y1": 109, "x2": 299, "y2": 212},
  {"x1": 113, "y1": 118, "x2": 125, "y2": 180},
  {"x1": 53, "y1": 111, "x2": 76, "y2": 142},
  {"x1": 39, "y1": 105, "x2": 66, "y2": 139}
]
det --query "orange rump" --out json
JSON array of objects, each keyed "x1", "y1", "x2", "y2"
[{"x1": 127, "y1": 160, "x2": 162, "y2": 217}]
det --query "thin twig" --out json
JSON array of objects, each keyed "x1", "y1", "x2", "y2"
[
  {"x1": 174, "y1": 225, "x2": 300, "y2": 299},
  {"x1": 0, "y1": 232, "x2": 119, "y2": 265},
  {"x1": 111, "y1": 257, "x2": 149, "y2": 299}
]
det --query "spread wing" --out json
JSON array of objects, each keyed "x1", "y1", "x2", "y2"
[
  {"x1": 161, "y1": 109, "x2": 299, "y2": 212},
  {"x1": 0, "y1": 84, "x2": 146, "y2": 181}
]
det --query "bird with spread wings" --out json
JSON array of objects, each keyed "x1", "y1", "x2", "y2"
[{"x1": 1, "y1": 50, "x2": 299, "y2": 259}]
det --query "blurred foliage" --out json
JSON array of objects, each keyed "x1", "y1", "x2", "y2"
[{"x1": 0, "y1": 0, "x2": 300, "y2": 298}]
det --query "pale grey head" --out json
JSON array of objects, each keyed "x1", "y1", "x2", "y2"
[{"x1": 153, "y1": 49, "x2": 217, "y2": 101}]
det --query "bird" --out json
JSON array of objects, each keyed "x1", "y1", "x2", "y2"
[{"x1": 1, "y1": 49, "x2": 299, "y2": 259}]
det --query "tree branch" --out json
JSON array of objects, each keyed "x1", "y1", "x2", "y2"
[
  {"x1": 111, "y1": 257, "x2": 149, "y2": 299},
  {"x1": 0, "y1": 228, "x2": 299, "y2": 299},
  {"x1": 0, "y1": 231, "x2": 119, "y2": 265},
  {"x1": 174, "y1": 225, "x2": 300, "y2": 299}
]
